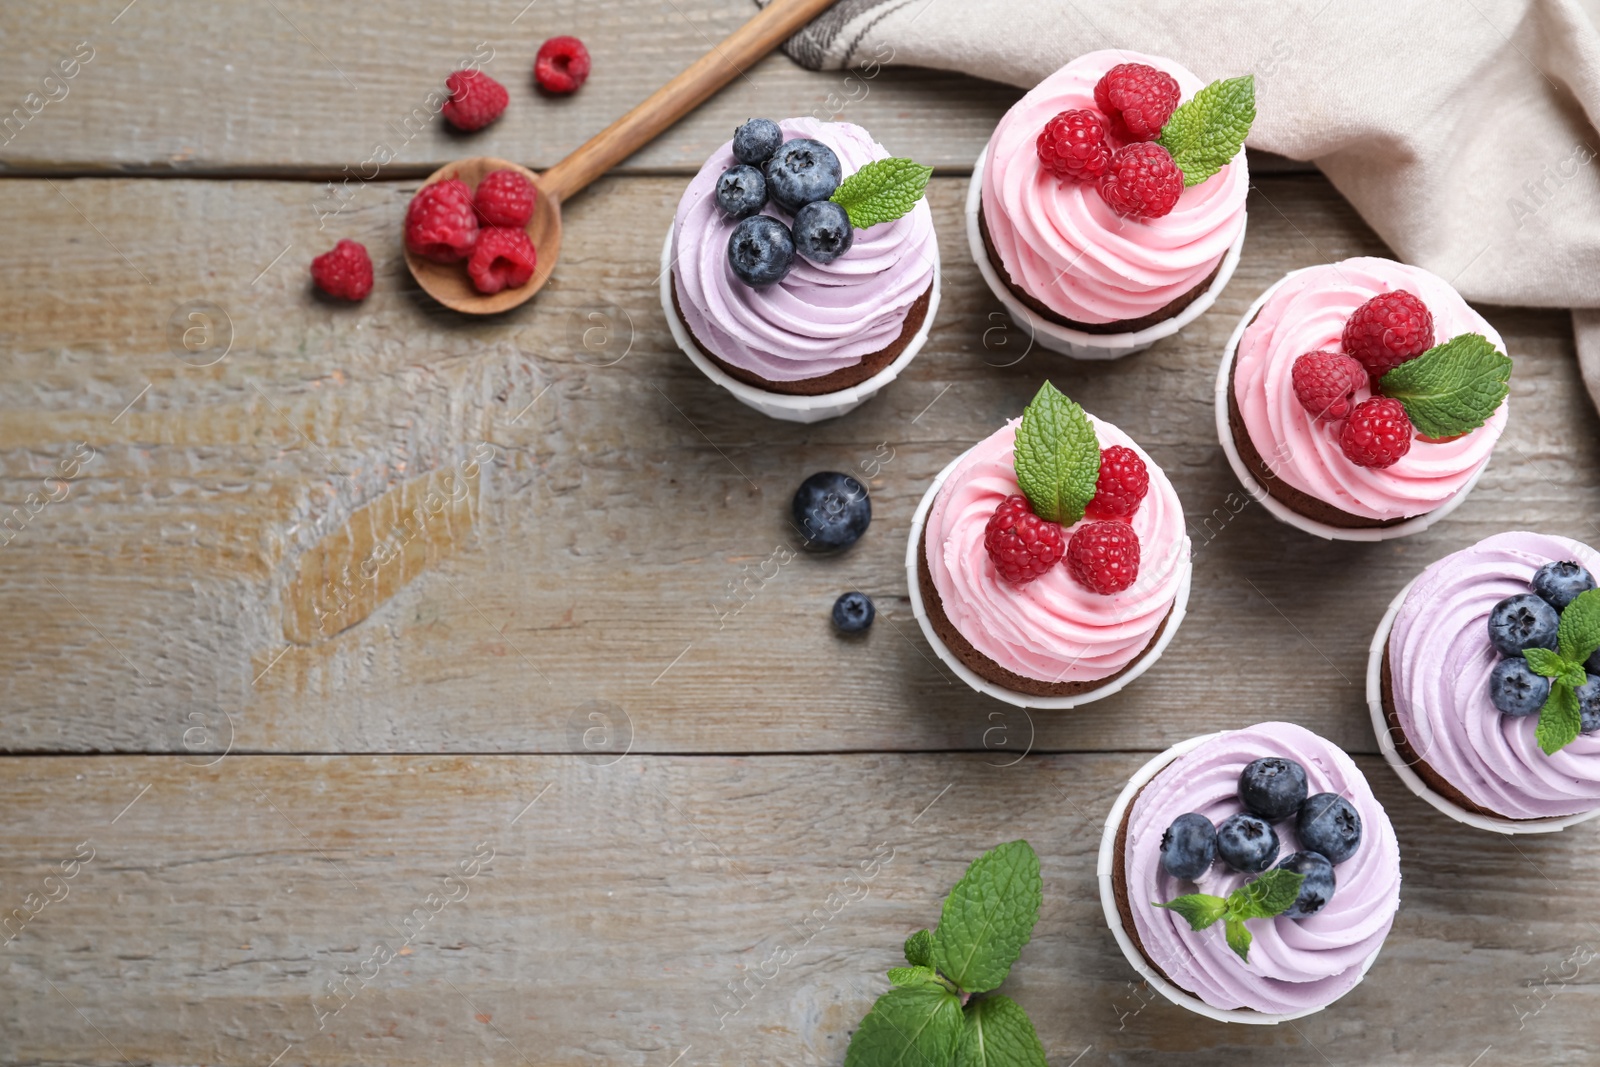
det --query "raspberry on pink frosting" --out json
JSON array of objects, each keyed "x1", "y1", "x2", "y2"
[
  {"x1": 1125, "y1": 723, "x2": 1402, "y2": 1014},
  {"x1": 1233, "y1": 257, "x2": 1509, "y2": 521},
  {"x1": 980, "y1": 50, "x2": 1248, "y2": 324},
  {"x1": 671, "y1": 118, "x2": 937, "y2": 382},
  {"x1": 924, "y1": 416, "x2": 1187, "y2": 684},
  {"x1": 1389, "y1": 532, "x2": 1600, "y2": 820}
]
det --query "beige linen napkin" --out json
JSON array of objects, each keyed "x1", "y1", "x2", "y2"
[{"x1": 767, "y1": 0, "x2": 1600, "y2": 410}]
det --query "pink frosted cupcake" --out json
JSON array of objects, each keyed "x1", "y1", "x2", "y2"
[
  {"x1": 907, "y1": 382, "x2": 1191, "y2": 708},
  {"x1": 1220, "y1": 257, "x2": 1511, "y2": 540},
  {"x1": 968, "y1": 51, "x2": 1252, "y2": 358}
]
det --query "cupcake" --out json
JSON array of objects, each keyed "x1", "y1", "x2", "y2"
[
  {"x1": 1220, "y1": 257, "x2": 1512, "y2": 540},
  {"x1": 663, "y1": 117, "x2": 939, "y2": 423},
  {"x1": 1098, "y1": 722, "x2": 1402, "y2": 1022},
  {"x1": 1369, "y1": 531, "x2": 1600, "y2": 832},
  {"x1": 906, "y1": 382, "x2": 1191, "y2": 708},
  {"x1": 969, "y1": 51, "x2": 1252, "y2": 358}
]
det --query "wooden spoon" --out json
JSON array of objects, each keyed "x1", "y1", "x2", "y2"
[{"x1": 406, "y1": 0, "x2": 841, "y2": 314}]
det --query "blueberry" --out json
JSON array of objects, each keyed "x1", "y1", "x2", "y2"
[
  {"x1": 1238, "y1": 757, "x2": 1309, "y2": 822},
  {"x1": 1532, "y1": 560, "x2": 1595, "y2": 611},
  {"x1": 1159, "y1": 813, "x2": 1217, "y2": 880},
  {"x1": 1488, "y1": 594, "x2": 1561, "y2": 658},
  {"x1": 792, "y1": 200, "x2": 854, "y2": 264},
  {"x1": 727, "y1": 215, "x2": 794, "y2": 288},
  {"x1": 832, "y1": 591, "x2": 874, "y2": 634},
  {"x1": 1215, "y1": 813, "x2": 1279, "y2": 873},
  {"x1": 732, "y1": 118, "x2": 783, "y2": 165},
  {"x1": 792, "y1": 472, "x2": 870, "y2": 551},
  {"x1": 1296, "y1": 793, "x2": 1362, "y2": 864},
  {"x1": 764, "y1": 138, "x2": 842, "y2": 214},
  {"x1": 1276, "y1": 851, "x2": 1337, "y2": 919},
  {"x1": 715, "y1": 165, "x2": 768, "y2": 219},
  {"x1": 1579, "y1": 674, "x2": 1600, "y2": 734},
  {"x1": 1489, "y1": 656, "x2": 1550, "y2": 717}
]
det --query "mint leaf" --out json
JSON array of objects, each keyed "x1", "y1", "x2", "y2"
[
  {"x1": 1154, "y1": 893, "x2": 1228, "y2": 930},
  {"x1": 844, "y1": 985, "x2": 964, "y2": 1067},
  {"x1": 1225, "y1": 868, "x2": 1305, "y2": 920},
  {"x1": 1558, "y1": 588, "x2": 1600, "y2": 666},
  {"x1": 1537, "y1": 682, "x2": 1584, "y2": 756},
  {"x1": 886, "y1": 966, "x2": 942, "y2": 989},
  {"x1": 830, "y1": 158, "x2": 932, "y2": 230},
  {"x1": 1157, "y1": 75, "x2": 1255, "y2": 187},
  {"x1": 1378, "y1": 333, "x2": 1512, "y2": 439},
  {"x1": 953, "y1": 995, "x2": 1048, "y2": 1067},
  {"x1": 903, "y1": 929, "x2": 934, "y2": 968},
  {"x1": 1224, "y1": 918, "x2": 1253, "y2": 962},
  {"x1": 1524, "y1": 647, "x2": 1569, "y2": 679},
  {"x1": 931, "y1": 840, "x2": 1042, "y2": 994},
  {"x1": 1012, "y1": 382, "x2": 1100, "y2": 526}
]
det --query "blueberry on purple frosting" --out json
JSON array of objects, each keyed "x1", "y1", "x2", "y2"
[
  {"x1": 1238, "y1": 756, "x2": 1308, "y2": 822},
  {"x1": 1215, "y1": 812, "x2": 1278, "y2": 873},
  {"x1": 1490, "y1": 657, "x2": 1551, "y2": 717},
  {"x1": 1487, "y1": 593, "x2": 1560, "y2": 658},
  {"x1": 727, "y1": 215, "x2": 794, "y2": 287},
  {"x1": 715, "y1": 164, "x2": 768, "y2": 219},
  {"x1": 1531, "y1": 560, "x2": 1595, "y2": 611},
  {"x1": 732, "y1": 118, "x2": 783, "y2": 165},
  {"x1": 1297, "y1": 793, "x2": 1362, "y2": 864},
  {"x1": 1159, "y1": 812, "x2": 1217, "y2": 881},
  {"x1": 1276, "y1": 851, "x2": 1336, "y2": 919},
  {"x1": 765, "y1": 138, "x2": 842, "y2": 214}
]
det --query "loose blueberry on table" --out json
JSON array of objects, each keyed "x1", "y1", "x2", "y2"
[
  {"x1": 831, "y1": 591, "x2": 874, "y2": 634},
  {"x1": 792, "y1": 472, "x2": 870, "y2": 552}
]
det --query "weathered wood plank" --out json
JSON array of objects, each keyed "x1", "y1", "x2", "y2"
[
  {"x1": 0, "y1": 173, "x2": 1593, "y2": 755},
  {"x1": 0, "y1": 754, "x2": 1594, "y2": 1066}
]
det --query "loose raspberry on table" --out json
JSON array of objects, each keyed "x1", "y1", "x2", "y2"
[
  {"x1": 1036, "y1": 108, "x2": 1113, "y2": 183},
  {"x1": 535, "y1": 36, "x2": 591, "y2": 95},
  {"x1": 310, "y1": 239, "x2": 373, "y2": 301},
  {"x1": 1291, "y1": 349, "x2": 1367, "y2": 422},
  {"x1": 441, "y1": 70, "x2": 509, "y2": 132},
  {"x1": 984, "y1": 495, "x2": 1067, "y2": 585},
  {"x1": 1341, "y1": 289, "x2": 1434, "y2": 378},
  {"x1": 1097, "y1": 142, "x2": 1184, "y2": 220},
  {"x1": 405, "y1": 179, "x2": 480, "y2": 263},
  {"x1": 1094, "y1": 62, "x2": 1182, "y2": 142},
  {"x1": 474, "y1": 169, "x2": 537, "y2": 228},
  {"x1": 1339, "y1": 396, "x2": 1414, "y2": 469},
  {"x1": 1067, "y1": 520, "x2": 1141, "y2": 595},
  {"x1": 1086, "y1": 445, "x2": 1149, "y2": 520},
  {"x1": 467, "y1": 226, "x2": 537, "y2": 295}
]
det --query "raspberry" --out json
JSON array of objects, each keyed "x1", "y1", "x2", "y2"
[
  {"x1": 309, "y1": 239, "x2": 373, "y2": 301},
  {"x1": 1097, "y1": 142, "x2": 1184, "y2": 220},
  {"x1": 467, "y1": 226, "x2": 537, "y2": 295},
  {"x1": 1085, "y1": 446, "x2": 1149, "y2": 520},
  {"x1": 984, "y1": 495, "x2": 1067, "y2": 585},
  {"x1": 535, "y1": 36, "x2": 591, "y2": 95},
  {"x1": 405, "y1": 179, "x2": 480, "y2": 264},
  {"x1": 1066, "y1": 520, "x2": 1142, "y2": 595},
  {"x1": 1342, "y1": 290, "x2": 1434, "y2": 378},
  {"x1": 441, "y1": 70, "x2": 508, "y2": 132},
  {"x1": 1339, "y1": 397, "x2": 1414, "y2": 469},
  {"x1": 474, "y1": 169, "x2": 537, "y2": 228},
  {"x1": 1036, "y1": 109, "x2": 1113, "y2": 183},
  {"x1": 1094, "y1": 62, "x2": 1182, "y2": 142},
  {"x1": 1291, "y1": 350, "x2": 1367, "y2": 422}
]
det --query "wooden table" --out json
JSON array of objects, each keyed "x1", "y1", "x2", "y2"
[{"x1": 2, "y1": 3, "x2": 1598, "y2": 1064}]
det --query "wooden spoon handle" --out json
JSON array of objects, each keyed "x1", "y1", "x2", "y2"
[{"x1": 539, "y1": 0, "x2": 839, "y2": 201}]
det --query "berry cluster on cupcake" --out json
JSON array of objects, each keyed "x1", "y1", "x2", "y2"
[
  {"x1": 1484, "y1": 562, "x2": 1600, "y2": 751},
  {"x1": 404, "y1": 168, "x2": 540, "y2": 295}
]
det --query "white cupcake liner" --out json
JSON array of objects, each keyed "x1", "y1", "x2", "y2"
[
  {"x1": 904, "y1": 444, "x2": 1191, "y2": 709},
  {"x1": 659, "y1": 225, "x2": 940, "y2": 424},
  {"x1": 1366, "y1": 577, "x2": 1600, "y2": 835},
  {"x1": 1214, "y1": 266, "x2": 1497, "y2": 542},
  {"x1": 964, "y1": 144, "x2": 1244, "y2": 360},
  {"x1": 1096, "y1": 733, "x2": 1384, "y2": 1025}
]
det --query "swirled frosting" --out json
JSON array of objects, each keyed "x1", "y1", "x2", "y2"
[
  {"x1": 980, "y1": 51, "x2": 1247, "y2": 325},
  {"x1": 1233, "y1": 257, "x2": 1509, "y2": 521},
  {"x1": 924, "y1": 417, "x2": 1188, "y2": 683},
  {"x1": 1125, "y1": 723, "x2": 1401, "y2": 1014},
  {"x1": 1389, "y1": 531, "x2": 1600, "y2": 819},
  {"x1": 671, "y1": 118, "x2": 937, "y2": 382}
]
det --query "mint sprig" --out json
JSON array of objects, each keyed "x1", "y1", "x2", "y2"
[
  {"x1": 1521, "y1": 588, "x2": 1600, "y2": 755},
  {"x1": 1378, "y1": 332, "x2": 1511, "y2": 439},
  {"x1": 1012, "y1": 382, "x2": 1100, "y2": 526},
  {"x1": 830, "y1": 157, "x2": 932, "y2": 229},
  {"x1": 1154, "y1": 867, "x2": 1305, "y2": 963},
  {"x1": 1157, "y1": 75, "x2": 1255, "y2": 187},
  {"x1": 844, "y1": 841, "x2": 1044, "y2": 1067}
]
